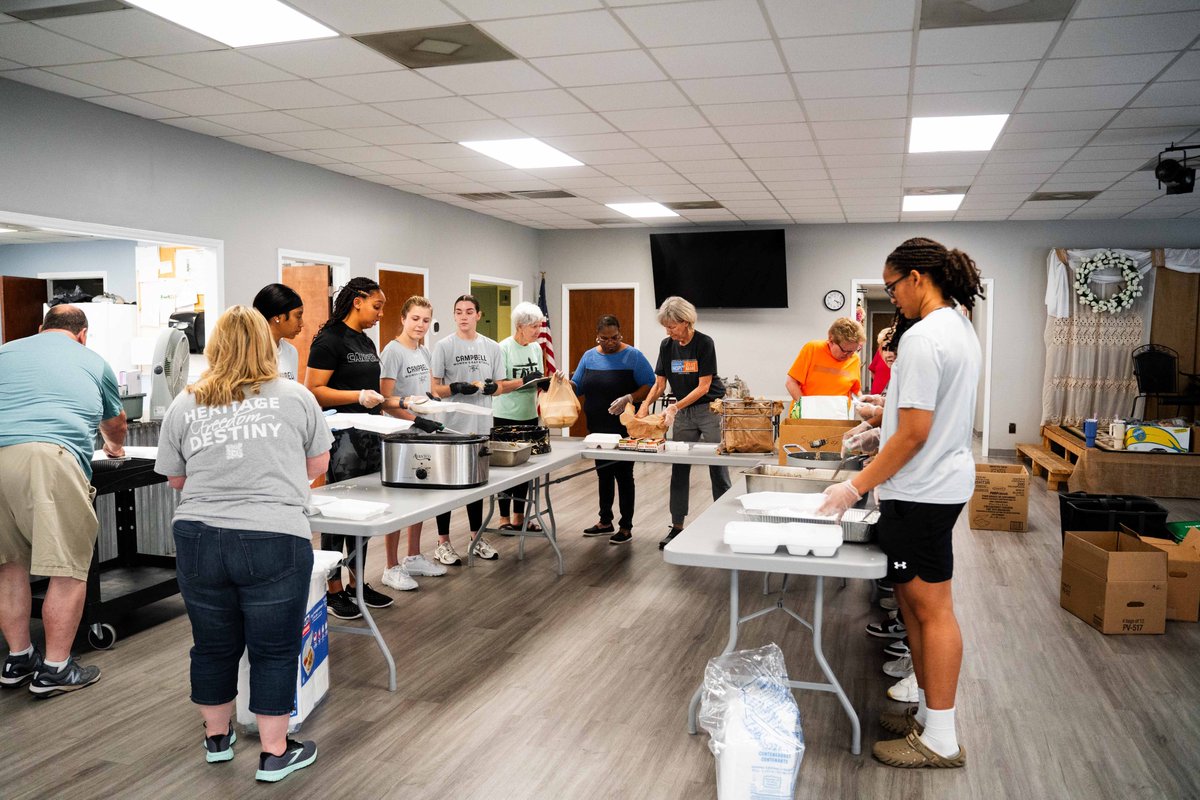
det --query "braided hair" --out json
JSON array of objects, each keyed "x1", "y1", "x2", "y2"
[
  {"x1": 320, "y1": 276, "x2": 381, "y2": 335},
  {"x1": 886, "y1": 237, "x2": 985, "y2": 312}
]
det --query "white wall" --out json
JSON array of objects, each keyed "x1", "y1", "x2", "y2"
[
  {"x1": 0, "y1": 238, "x2": 137, "y2": 298},
  {"x1": 539, "y1": 219, "x2": 1198, "y2": 453},
  {"x1": 0, "y1": 78, "x2": 540, "y2": 344}
]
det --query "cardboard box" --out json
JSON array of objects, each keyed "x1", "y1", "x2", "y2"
[
  {"x1": 1135, "y1": 526, "x2": 1200, "y2": 623},
  {"x1": 969, "y1": 463, "x2": 1029, "y2": 532},
  {"x1": 776, "y1": 418, "x2": 857, "y2": 465},
  {"x1": 1124, "y1": 424, "x2": 1190, "y2": 453},
  {"x1": 1060, "y1": 531, "x2": 1168, "y2": 634}
]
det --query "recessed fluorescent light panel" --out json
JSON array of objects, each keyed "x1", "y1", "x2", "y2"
[
  {"x1": 902, "y1": 194, "x2": 965, "y2": 212},
  {"x1": 459, "y1": 138, "x2": 581, "y2": 169},
  {"x1": 605, "y1": 202, "x2": 679, "y2": 219},
  {"x1": 909, "y1": 115, "x2": 1008, "y2": 153},
  {"x1": 0, "y1": 226, "x2": 18, "y2": 233},
  {"x1": 125, "y1": 0, "x2": 337, "y2": 48}
]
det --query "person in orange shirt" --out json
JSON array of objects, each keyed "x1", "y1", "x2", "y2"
[{"x1": 785, "y1": 317, "x2": 866, "y2": 405}]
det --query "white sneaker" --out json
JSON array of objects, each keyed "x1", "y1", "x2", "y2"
[
  {"x1": 879, "y1": 595, "x2": 899, "y2": 611},
  {"x1": 471, "y1": 536, "x2": 499, "y2": 560},
  {"x1": 887, "y1": 672, "x2": 919, "y2": 703},
  {"x1": 434, "y1": 541, "x2": 462, "y2": 566},
  {"x1": 882, "y1": 655, "x2": 913, "y2": 679},
  {"x1": 381, "y1": 565, "x2": 418, "y2": 591},
  {"x1": 403, "y1": 554, "x2": 447, "y2": 577}
]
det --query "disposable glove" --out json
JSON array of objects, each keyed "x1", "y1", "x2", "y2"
[
  {"x1": 522, "y1": 370, "x2": 544, "y2": 385},
  {"x1": 607, "y1": 394, "x2": 633, "y2": 415},
  {"x1": 844, "y1": 426, "x2": 881, "y2": 456},
  {"x1": 663, "y1": 403, "x2": 679, "y2": 426},
  {"x1": 358, "y1": 389, "x2": 385, "y2": 408},
  {"x1": 449, "y1": 381, "x2": 479, "y2": 395},
  {"x1": 854, "y1": 401, "x2": 883, "y2": 421},
  {"x1": 482, "y1": 379, "x2": 499, "y2": 395},
  {"x1": 818, "y1": 480, "x2": 862, "y2": 520},
  {"x1": 859, "y1": 394, "x2": 884, "y2": 406},
  {"x1": 410, "y1": 416, "x2": 443, "y2": 434}
]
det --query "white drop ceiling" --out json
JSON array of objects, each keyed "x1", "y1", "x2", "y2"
[{"x1": 1, "y1": 0, "x2": 1198, "y2": 229}]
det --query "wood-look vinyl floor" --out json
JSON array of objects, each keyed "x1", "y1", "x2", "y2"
[{"x1": 2, "y1": 458, "x2": 1198, "y2": 799}]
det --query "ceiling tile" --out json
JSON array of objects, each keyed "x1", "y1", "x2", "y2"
[
  {"x1": 511, "y1": 112, "x2": 615, "y2": 136},
  {"x1": 615, "y1": 0, "x2": 770, "y2": 47},
  {"x1": 804, "y1": 95, "x2": 908, "y2": 121},
  {"x1": 1109, "y1": 107, "x2": 1200, "y2": 128},
  {"x1": 569, "y1": 148, "x2": 659, "y2": 164},
  {"x1": 374, "y1": 96, "x2": 492, "y2": 124},
  {"x1": 321, "y1": 163, "x2": 380, "y2": 177},
  {"x1": 131, "y1": 87, "x2": 269, "y2": 115},
  {"x1": 649, "y1": 144, "x2": 738, "y2": 161},
  {"x1": 1090, "y1": 125, "x2": 1200, "y2": 146},
  {"x1": 285, "y1": 0, "x2": 463, "y2": 35},
  {"x1": 266, "y1": 129, "x2": 370, "y2": 148},
  {"x1": 905, "y1": 151, "x2": 988, "y2": 166},
  {"x1": 371, "y1": 160, "x2": 444, "y2": 175},
  {"x1": 819, "y1": 137, "x2": 904, "y2": 155},
  {"x1": 315, "y1": 71, "x2": 450, "y2": 103},
  {"x1": 88, "y1": 94, "x2": 179, "y2": 119},
  {"x1": 139, "y1": 51, "x2": 296, "y2": 86},
  {"x1": 160, "y1": 117, "x2": 243, "y2": 137},
  {"x1": 745, "y1": 155, "x2": 824, "y2": 170},
  {"x1": 568, "y1": 81, "x2": 690, "y2": 111},
  {"x1": 978, "y1": 161, "x2": 1057, "y2": 175},
  {"x1": 793, "y1": 68, "x2": 909, "y2": 99},
  {"x1": 37, "y1": 10, "x2": 220, "y2": 58},
  {"x1": 1019, "y1": 84, "x2": 1143, "y2": 112},
  {"x1": 917, "y1": 22, "x2": 1059, "y2": 65},
  {"x1": 995, "y1": 130, "x2": 1093, "y2": 150},
  {"x1": 782, "y1": 32, "x2": 912, "y2": 72},
  {"x1": 348, "y1": 125, "x2": 440, "y2": 145},
  {"x1": 1004, "y1": 110, "x2": 1117, "y2": 133},
  {"x1": 1131, "y1": 80, "x2": 1200, "y2": 108},
  {"x1": 200, "y1": 110, "x2": 321, "y2": 134},
  {"x1": 481, "y1": 11, "x2": 636, "y2": 57},
  {"x1": 700, "y1": 101, "x2": 804, "y2": 126},
  {"x1": 530, "y1": 50, "x2": 666, "y2": 86},
  {"x1": 731, "y1": 140, "x2": 818, "y2": 157},
  {"x1": 541, "y1": 132, "x2": 638, "y2": 150},
  {"x1": 811, "y1": 118, "x2": 906, "y2": 139},
  {"x1": 224, "y1": 80, "x2": 357, "y2": 109},
  {"x1": 652, "y1": 41, "x2": 784, "y2": 79},
  {"x1": 909, "y1": 90, "x2": 1020, "y2": 116},
  {"x1": 0, "y1": 58, "x2": 20, "y2": 68},
  {"x1": 421, "y1": 61, "x2": 556, "y2": 94},
  {"x1": 421, "y1": 118, "x2": 527, "y2": 140},
  {"x1": 276, "y1": 150, "x2": 338, "y2": 165},
  {"x1": 628, "y1": 127, "x2": 724, "y2": 147},
  {"x1": 1072, "y1": 144, "x2": 1160, "y2": 161},
  {"x1": 1159, "y1": 52, "x2": 1200, "y2": 83},
  {"x1": 602, "y1": 106, "x2": 709, "y2": 131},
  {"x1": 453, "y1": 0, "x2": 602, "y2": 20},
  {"x1": 677, "y1": 74, "x2": 794, "y2": 105},
  {"x1": 47, "y1": 61, "x2": 197, "y2": 93},
  {"x1": 287, "y1": 104, "x2": 403, "y2": 128},
  {"x1": 718, "y1": 123, "x2": 813, "y2": 143},
  {"x1": 1033, "y1": 53, "x2": 1175, "y2": 89},
  {"x1": 903, "y1": 173, "x2": 980, "y2": 187},
  {"x1": 385, "y1": 143, "x2": 472, "y2": 159},
  {"x1": 666, "y1": 157, "x2": 750, "y2": 173},
  {"x1": 1051, "y1": 12, "x2": 1200, "y2": 58},
  {"x1": 243, "y1": 39, "x2": 402, "y2": 79},
  {"x1": 220, "y1": 134, "x2": 292, "y2": 152},
  {"x1": 468, "y1": 89, "x2": 587, "y2": 117},
  {"x1": 0, "y1": 67, "x2": 109, "y2": 98},
  {"x1": 913, "y1": 61, "x2": 1037, "y2": 93},
  {"x1": 764, "y1": 0, "x2": 915, "y2": 37},
  {"x1": 309, "y1": 146, "x2": 401, "y2": 163}
]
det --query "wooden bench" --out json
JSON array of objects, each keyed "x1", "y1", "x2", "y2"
[{"x1": 1015, "y1": 443, "x2": 1074, "y2": 491}]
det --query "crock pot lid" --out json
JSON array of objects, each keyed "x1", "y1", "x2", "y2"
[{"x1": 383, "y1": 432, "x2": 489, "y2": 444}]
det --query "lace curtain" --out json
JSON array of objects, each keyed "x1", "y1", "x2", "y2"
[{"x1": 1041, "y1": 249, "x2": 1157, "y2": 427}]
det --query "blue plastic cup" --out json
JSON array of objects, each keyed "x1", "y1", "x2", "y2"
[{"x1": 1084, "y1": 418, "x2": 1098, "y2": 447}]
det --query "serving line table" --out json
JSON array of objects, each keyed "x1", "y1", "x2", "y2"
[
  {"x1": 663, "y1": 477, "x2": 886, "y2": 755},
  {"x1": 578, "y1": 446, "x2": 769, "y2": 469},
  {"x1": 308, "y1": 441, "x2": 586, "y2": 691}
]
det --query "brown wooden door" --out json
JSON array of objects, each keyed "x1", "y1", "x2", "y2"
[
  {"x1": 377, "y1": 269, "x2": 426, "y2": 346},
  {"x1": 0, "y1": 276, "x2": 48, "y2": 343},
  {"x1": 566, "y1": 288, "x2": 636, "y2": 437},
  {"x1": 282, "y1": 264, "x2": 331, "y2": 384}
]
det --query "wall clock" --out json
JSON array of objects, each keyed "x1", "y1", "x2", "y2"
[{"x1": 823, "y1": 290, "x2": 845, "y2": 311}]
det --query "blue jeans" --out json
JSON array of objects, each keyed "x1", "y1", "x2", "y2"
[{"x1": 173, "y1": 519, "x2": 313, "y2": 716}]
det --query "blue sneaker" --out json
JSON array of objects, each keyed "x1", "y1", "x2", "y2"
[
  {"x1": 1, "y1": 648, "x2": 43, "y2": 689},
  {"x1": 204, "y1": 726, "x2": 236, "y2": 763},
  {"x1": 256, "y1": 739, "x2": 317, "y2": 782}
]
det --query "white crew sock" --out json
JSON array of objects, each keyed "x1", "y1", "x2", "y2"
[
  {"x1": 43, "y1": 657, "x2": 69, "y2": 671},
  {"x1": 920, "y1": 707, "x2": 959, "y2": 757},
  {"x1": 10, "y1": 644, "x2": 34, "y2": 658},
  {"x1": 916, "y1": 688, "x2": 928, "y2": 727}
]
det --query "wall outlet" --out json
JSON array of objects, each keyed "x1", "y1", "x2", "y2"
[{"x1": 1008, "y1": 423, "x2": 1016, "y2": 434}]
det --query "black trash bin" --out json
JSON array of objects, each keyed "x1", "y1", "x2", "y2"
[{"x1": 1058, "y1": 492, "x2": 1169, "y2": 544}]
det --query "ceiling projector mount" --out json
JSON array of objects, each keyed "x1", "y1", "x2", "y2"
[{"x1": 1155, "y1": 144, "x2": 1195, "y2": 195}]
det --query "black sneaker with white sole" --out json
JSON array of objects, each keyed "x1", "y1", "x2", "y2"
[
  {"x1": 356, "y1": 583, "x2": 393, "y2": 608},
  {"x1": 883, "y1": 639, "x2": 910, "y2": 658},
  {"x1": 29, "y1": 657, "x2": 100, "y2": 698},
  {"x1": 204, "y1": 726, "x2": 236, "y2": 763},
  {"x1": 326, "y1": 590, "x2": 362, "y2": 620},
  {"x1": 1, "y1": 648, "x2": 43, "y2": 689},
  {"x1": 256, "y1": 739, "x2": 317, "y2": 782},
  {"x1": 866, "y1": 618, "x2": 907, "y2": 638},
  {"x1": 609, "y1": 530, "x2": 632, "y2": 545}
]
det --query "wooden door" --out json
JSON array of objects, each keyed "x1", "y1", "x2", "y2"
[
  {"x1": 377, "y1": 269, "x2": 426, "y2": 346},
  {"x1": 0, "y1": 276, "x2": 48, "y2": 343},
  {"x1": 566, "y1": 288, "x2": 636, "y2": 437},
  {"x1": 282, "y1": 264, "x2": 331, "y2": 384}
]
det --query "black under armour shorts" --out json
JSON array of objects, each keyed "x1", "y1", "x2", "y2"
[{"x1": 874, "y1": 499, "x2": 964, "y2": 584}]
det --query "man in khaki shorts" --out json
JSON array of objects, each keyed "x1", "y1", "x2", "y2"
[{"x1": 0, "y1": 305, "x2": 127, "y2": 697}]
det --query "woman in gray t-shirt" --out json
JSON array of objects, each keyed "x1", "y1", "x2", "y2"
[{"x1": 155, "y1": 306, "x2": 331, "y2": 778}]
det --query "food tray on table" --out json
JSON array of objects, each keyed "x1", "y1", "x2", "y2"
[
  {"x1": 735, "y1": 491, "x2": 878, "y2": 542},
  {"x1": 724, "y1": 520, "x2": 843, "y2": 557}
]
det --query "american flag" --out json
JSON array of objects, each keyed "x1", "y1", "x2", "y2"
[{"x1": 536, "y1": 273, "x2": 557, "y2": 375}]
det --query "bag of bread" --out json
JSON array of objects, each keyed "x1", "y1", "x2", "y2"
[
  {"x1": 540, "y1": 373, "x2": 580, "y2": 427},
  {"x1": 620, "y1": 403, "x2": 669, "y2": 439}
]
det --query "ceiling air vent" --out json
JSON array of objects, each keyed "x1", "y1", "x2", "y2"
[
  {"x1": 919, "y1": 0, "x2": 1074, "y2": 30},
  {"x1": 354, "y1": 24, "x2": 518, "y2": 69},
  {"x1": 904, "y1": 186, "x2": 971, "y2": 196},
  {"x1": 456, "y1": 192, "x2": 518, "y2": 201},
  {"x1": 1027, "y1": 191, "x2": 1101, "y2": 202},
  {"x1": 665, "y1": 200, "x2": 724, "y2": 210},
  {"x1": 584, "y1": 219, "x2": 634, "y2": 226},
  {"x1": 1, "y1": 0, "x2": 127, "y2": 20},
  {"x1": 510, "y1": 190, "x2": 577, "y2": 199}
]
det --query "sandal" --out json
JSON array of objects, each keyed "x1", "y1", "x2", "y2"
[
  {"x1": 497, "y1": 523, "x2": 519, "y2": 531},
  {"x1": 520, "y1": 521, "x2": 543, "y2": 533}
]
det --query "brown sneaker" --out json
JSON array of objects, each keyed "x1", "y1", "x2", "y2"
[
  {"x1": 879, "y1": 706, "x2": 923, "y2": 737},
  {"x1": 873, "y1": 731, "x2": 966, "y2": 769}
]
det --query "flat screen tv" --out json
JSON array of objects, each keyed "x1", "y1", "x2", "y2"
[{"x1": 649, "y1": 229, "x2": 787, "y2": 308}]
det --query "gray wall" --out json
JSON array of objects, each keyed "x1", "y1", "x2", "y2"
[
  {"x1": 0, "y1": 78, "x2": 540, "y2": 339},
  {"x1": 538, "y1": 219, "x2": 1199, "y2": 453},
  {"x1": 0, "y1": 239, "x2": 137, "y2": 299}
]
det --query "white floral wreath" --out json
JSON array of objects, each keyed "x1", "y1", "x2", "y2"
[{"x1": 1074, "y1": 250, "x2": 1142, "y2": 314}]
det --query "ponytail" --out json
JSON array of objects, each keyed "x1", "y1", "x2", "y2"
[
  {"x1": 886, "y1": 237, "x2": 985, "y2": 312},
  {"x1": 320, "y1": 277, "x2": 380, "y2": 335}
]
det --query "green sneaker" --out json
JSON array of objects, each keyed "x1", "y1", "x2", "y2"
[
  {"x1": 204, "y1": 726, "x2": 236, "y2": 763},
  {"x1": 256, "y1": 739, "x2": 317, "y2": 782}
]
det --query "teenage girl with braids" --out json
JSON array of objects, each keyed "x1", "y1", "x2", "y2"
[
  {"x1": 819, "y1": 237, "x2": 984, "y2": 770},
  {"x1": 305, "y1": 277, "x2": 408, "y2": 619}
]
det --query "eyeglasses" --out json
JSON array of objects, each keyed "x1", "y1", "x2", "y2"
[
  {"x1": 831, "y1": 340, "x2": 862, "y2": 356},
  {"x1": 884, "y1": 274, "x2": 907, "y2": 299},
  {"x1": 596, "y1": 333, "x2": 623, "y2": 343}
]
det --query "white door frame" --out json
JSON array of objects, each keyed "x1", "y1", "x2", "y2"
[
  {"x1": 468, "y1": 272, "x2": 523, "y2": 304},
  {"x1": 560, "y1": 282, "x2": 641, "y2": 377},
  {"x1": 0, "y1": 208, "x2": 224, "y2": 343},
  {"x1": 278, "y1": 247, "x2": 354, "y2": 339},
  {"x1": 849, "y1": 277, "x2": 995, "y2": 459}
]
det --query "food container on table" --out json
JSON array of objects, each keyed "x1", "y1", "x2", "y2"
[
  {"x1": 380, "y1": 431, "x2": 489, "y2": 489},
  {"x1": 489, "y1": 440, "x2": 533, "y2": 467},
  {"x1": 724, "y1": 520, "x2": 843, "y2": 557},
  {"x1": 742, "y1": 464, "x2": 871, "y2": 509}
]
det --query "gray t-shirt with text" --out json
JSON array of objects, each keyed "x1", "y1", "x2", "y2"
[
  {"x1": 430, "y1": 333, "x2": 504, "y2": 435},
  {"x1": 380, "y1": 340, "x2": 431, "y2": 398}
]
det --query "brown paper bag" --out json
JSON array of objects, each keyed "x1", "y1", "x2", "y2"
[
  {"x1": 540, "y1": 374, "x2": 580, "y2": 427},
  {"x1": 711, "y1": 398, "x2": 783, "y2": 454},
  {"x1": 620, "y1": 403, "x2": 668, "y2": 438}
]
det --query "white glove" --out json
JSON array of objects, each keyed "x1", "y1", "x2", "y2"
[
  {"x1": 608, "y1": 394, "x2": 632, "y2": 415},
  {"x1": 358, "y1": 389, "x2": 385, "y2": 408},
  {"x1": 859, "y1": 394, "x2": 884, "y2": 406},
  {"x1": 844, "y1": 426, "x2": 881, "y2": 455},
  {"x1": 818, "y1": 480, "x2": 862, "y2": 520},
  {"x1": 841, "y1": 421, "x2": 874, "y2": 457},
  {"x1": 663, "y1": 403, "x2": 679, "y2": 426},
  {"x1": 854, "y1": 401, "x2": 883, "y2": 421}
]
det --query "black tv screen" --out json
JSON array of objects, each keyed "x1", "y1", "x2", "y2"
[{"x1": 650, "y1": 229, "x2": 788, "y2": 308}]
